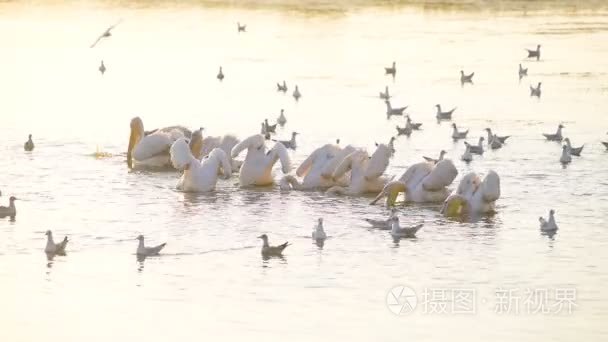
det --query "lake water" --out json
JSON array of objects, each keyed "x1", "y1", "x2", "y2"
[{"x1": 1, "y1": 1, "x2": 608, "y2": 341}]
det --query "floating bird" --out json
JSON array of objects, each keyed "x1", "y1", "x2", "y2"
[
  {"x1": 436, "y1": 104, "x2": 456, "y2": 120},
  {"x1": 526, "y1": 44, "x2": 541, "y2": 61},
  {"x1": 217, "y1": 66, "x2": 224, "y2": 81},
  {"x1": 461, "y1": 144, "x2": 473, "y2": 162},
  {"x1": 451, "y1": 123, "x2": 468, "y2": 140},
  {"x1": 258, "y1": 234, "x2": 288, "y2": 256},
  {"x1": 231, "y1": 135, "x2": 291, "y2": 186},
  {"x1": 136, "y1": 235, "x2": 166, "y2": 256},
  {"x1": 44, "y1": 230, "x2": 68, "y2": 255},
  {"x1": 277, "y1": 109, "x2": 287, "y2": 126},
  {"x1": 602, "y1": 141, "x2": 608, "y2": 150},
  {"x1": 384, "y1": 61, "x2": 396, "y2": 76},
  {"x1": 126, "y1": 117, "x2": 191, "y2": 169},
  {"x1": 90, "y1": 20, "x2": 122, "y2": 48},
  {"x1": 519, "y1": 63, "x2": 528, "y2": 79},
  {"x1": 363, "y1": 209, "x2": 397, "y2": 229},
  {"x1": 0, "y1": 196, "x2": 17, "y2": 217},
  {"x1": 396, "y1": 124, "x2": 411, "y2": 136},
  {"x1": 543, "y1": 124, "x2": 564, "y2": 142},
  {"x1": 260, "y1": 122, "x2": 267, "y2": 135},
  {"x1": 530, "y1": 82, "x2": 542, "y2": 97},
  {"x1": 385, "y1": 100, "x2": 407, "y2": 117},
  {"x1": 423, "y1": 150, "x2": 447, "y2": 164},
  {"x1": 563, "y1": 138, "x2": 584, "y2": 156},
  {"x1": 460, "y1": 70, "x2": 474, "y2": 84},
  {"x1": 465, "y1": 137, "x2": 485, "y2": 155},
  {"x1": 24, "y1": 134, "x2": 34, "y2": 151},
  {"x1": 484, "y1": 128, "x2": 509, "y2": 144},
  {"x1": 169, "y1": 138, "x2": 232, "y2": 192},
  {"x1": 390, "y1": 216, "x2": 423, "y2": 238},
  {"x1": 273, "y1": 132, "x2": 298, "y2": 150},
  {"x1": 99, "y1": 60, "x2": 106, "y2": 75},
  {"x1": 406, "y1": 116, "x2": 422, "y2": 130},
  {"x1": 293, "y1": 85, "x2": 301, "y2": 101},
  {"x1": 489, "y1": 134, "x2": 503, "y2": 150},
  {"x1": 559, "y1": 145, "x2": 572, "y2": 164},
  {"x1": 264, "y1": 119, "x2": 277, "y2": 134},
  {"x1": 539, "y1": 209, "x2": 558, "y2": 232},
  {"x1": 237, "y1": 22, "x2": 246, "y2": 32},
  {"x1": 277, "y1": 80, "x2": 287, "y2": 92},
  {"x1": 387, "y1": 137, "x2": 396, "y2": 154},
  {"x1": 379, "y1": 86, "x2": 391, "y2": 100},
  {"x1": 312, "y1": 218, "x2": 327, "y2": 241}
]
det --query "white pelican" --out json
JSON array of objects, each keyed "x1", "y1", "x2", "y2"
[
  {"x1": 540, "y1": 210, "x2": 558, "y2": 232},
  {"x1": 258, "y1": 234, "x2": 288, "y2": 256},
  {"x1": 543, "y1": 124, "x2": 564, "y2": 141},
  {"x1": 563, "y1": 138, "x2": 584, "y2": 156},
  {"x1": 326, "y1": 143, "x2": 392, "y2": 196},
  {"x1": 127, "y1": 117, "x2": 192, "y2": 170},
  {"x1": 390, "y1": 216, "x2": 423, "y2": 238},
  {"x1": 560, "y1": 145, "x2": 572, "y2": 164},
  {"x1": 136, "y1": 235, "x2": 166, "y2": 256},
  {"x1": 312, "y1": 218, "x2": 327, "y2": 241},
  {"x1": 0, "y1": 196, "x2": 17, "y2": 217},
  {"x1": 189, "y1": 128, "x2": 242, "y2": 172},
  {"x1": 280, "y1": 143, "x2": 355, "y2": 191},
  {"x1": 24, "y1": 134, "x2": 34, "y2": 151},
  {"x1": 526, "y1": 44, "x2": 541, "y2": 60},
  {"x1": 441, "y1": 170, "x2": 500, "y2": 217},
  {"x1": 44, "y1": 230, "x2": 69, "y2": 255},
  {"x1": 370, "y1": 160, "x2": 458, "y2": 207},
  {"x1": 530, "y1": 82, "x2": 542, "y2": 97},
  {"x1": 460, "y1": 70, "x2": 474, "y2": 84},
  {"x1": 385, "y1": 61, "x2": 396, "y2": 76},
  {"x1": 231, "y1": 134, "x2": 291, "y2": 186},
  {"x1": 170, "y1": 138, "x2": 231, "y2": 192}
]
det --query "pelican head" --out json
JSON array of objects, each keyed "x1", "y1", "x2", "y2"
[{"x1": 127, "y1": 117, "x2": 145, "y2": 169}]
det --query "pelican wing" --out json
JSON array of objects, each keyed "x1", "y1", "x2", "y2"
[
  {"x1": 332, "y1": 151, "x2": 355, "y2": 179},
  {"x1": 365, "y1": 144, "x2": 391, "y2": 179},
  {"x1": 201, "y1": 136, "x2": 222, "y2": 157},
  {"x1": 296, "y1": 149, "x2": 316, "y2": 177},
  {"x1": 132, "y1": 132, "x2": 174, "y2": 161},
  {"x1": 321, "y1": 145, "x2": 356, "y2": 178},
  {"x1": 231, "y1": 134, "x2": 264, "y2": 158},
  {"x1": 209, "y1": 148, "x2": 232, "y2": 178},
  {"x1": 399, "y1": 162, "x2": 433, "y2": 188},
  {"x1": 219, "y1": 135, "x2": 240, "y2": 156},
  {"x1": 481, "y1": 170, "x2": 501, "y2": 202},
  {"x1": 170, "y1": 138, "x2": 195, "y2": 170},
  {"x1": 422, "y1": 159, "x2": 458, "y2": 191},
  {"x1": 269, "y1": 142, "x2": 291, "y2": 174}
]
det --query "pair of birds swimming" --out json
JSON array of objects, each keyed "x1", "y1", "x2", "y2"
[
  {"x1": 362, "y1": 209, "x2": 423, "y2": 238},
  {"x1": 43, "y1": 231, "x2": 167, "y2": 257}
]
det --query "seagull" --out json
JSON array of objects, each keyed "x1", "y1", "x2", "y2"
[
  {"x1": 217, "y1": 66, "x2": 224, "y2": 81},
  {"x1": 385, "y1": 100, "x2": 407, "y2": 117},
  {"x1": 363, "y1": 208, "x2": 398, "y2": 229},
  {"x1": 530, "y1": 82, "x2": 542, "y2": 97},
  {"x1": 602, "y1": 141, "x2": 608, "y2": 150},
  {"x1": 24, "y1": 134, "x2": 34, "y2": 151},
  {"x1": 260, "y1": 122, "x2": 268, "y2": 135},
  {"x1": 519, "y1": 63, "x2": 528, "y2": 79},
  {"x1": 44, "y1": 230, "x2": 69, "y2": 255},
  {"x1": 484, "y1": 128, "x2": 510, "y2": 144},
  {"x1": 237, "y1": 22, "x2": 246, "y2": 32},
  {"x1": 273, "y1": 132, "x2": 298, "y2": 150},
  {"x1": 387, "y1": 137, "x2": 396, "y2": 154},
  {"x1": 277, "y1": 109, "x2": 287, "y2": 126},
  {"x1": 526, "y1": 44, "x2": 541, "y2": 61},
  {"x1": 90, "y1": 20, "x2": 122, "y2": 48},
  {"x1": 436, "y1": 104, "x2": 456, "y2": 120},
  {"x1": 406, "y1": 116, "x2": 422, "y2": 130},
  {"x1": 396, "y1": 124, "x2": 412, "y2": 137},
  {"x1": 264, "y1": 119, "x2": 277, "y2": 133},
  {"x1": 379, "y1": 86, "x2": 391, "y2": 100},
  {"x1": 539, "y1": 209, "x2": 558, "y2": 232},
  {"x1": 461, "y1": 144, "x2": 473, "y2": 162},
  {"x1": 460, "y1": 70, "x2": 474, "y2": 84},
  {"x1": 99, "y1": 60, "x2": 106, "y2": 75},
  {"x1": 293, "y1": 85, "x2": 301, "y2": 101},
  {"x1": 465, "y1": 137, "x2": 485, "y2": 155},
  {"x1": 423, "y1": 150, "x2": 447, "y2": 164},
  {"x1": 258, "y1": 234, "x2": 288, "y2": 257},
  {"x1": 563, "y1": 138, "x2": 584, "y2": 156},
  {"x1": 277, "y1": 80, "x2": 287, "y2": 92},
  {"x1": 490, "y1": 134, "x2": 503, "y2": 150},
  {"x1": 312, "y1": 218, "x2": 327, "y2": 241},
  {"x1": 0, "y1": 196, "x2": 17, "y2": 217},
  {"x1": 559, "y1": 145, "x2": 572, "y2": 164},
  {"x1": 384, "y1": 61, "x2": 396, "y2": 76},
  {"x1": 390, "y1": 216, "x2": 423, "y2": 238},
  {"x1": 451, "y1": 123, "x2": 469, "y2": 140},
  {"x1": 136, "y1": 235, "x2": 166, "y2": 256},
  {"x1": 543, "y1": 124, "x2": 564, "y2": 141}
]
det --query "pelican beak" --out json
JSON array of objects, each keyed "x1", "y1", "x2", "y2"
[
  {"x1": 127, "y1": 126, "x2": 142, "y2": 169},
  {"x1": 189, "y1": 137, "x2": 203, "y2": 159}
]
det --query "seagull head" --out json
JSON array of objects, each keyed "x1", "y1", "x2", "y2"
[
  {"x1": 28, "y1": 134, "x2": 32, "y2": 139},
  {"x1": 9, "y1": 196, "x2": 16, "y2": 202},
  {"x1": 549, "y1": 209, "x2": 555, "y2": 216},
  {"x1": 558, "y1": 124, "x2": 564, "y2": 128},
  {"x1": 257, "y1": 234, "x2": 268, "y2": 241},
  {"x1": 460, "y1": 70, "x2": 464, "y2": 75},
  {"x1": 136, "y1": 235, "x2": 144, "y2": 241},
  {"x1": 45, "y1": 230, "x2": 52, "y2": 237},
  {"x1": 440, "y1": 150, "x2": 447, "y2": 157}
]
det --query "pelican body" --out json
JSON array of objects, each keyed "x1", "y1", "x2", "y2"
[
  {"x1": 231, "y1": 134, "x2": 291, "y2": 186},
  {"x1": 441, "y1": 170, "x2": 501, "y2": 217},
  {"x1": 170, "y1": 138, "x2": 231, "y2": 192}
]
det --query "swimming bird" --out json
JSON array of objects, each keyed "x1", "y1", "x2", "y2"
[
  {"x1": 258, "y1": 234, "x2": 288, "y2": 256},
  {"x1": 436, "y1": 104, "x2": 456, "y2": 120},
  {"x1": 543, "y1": 124, "x2": 564, "y2": 142},
  {"x1": 461, "y1": 144, "x2": 473, "y2": 162},
  {"x1": 136, "y1": 235, "x2": 166, "y2": 256},
  {"x1": 277, "y1": 109, "x2": 287, "y2": 126},
  {"x1": 484, "y1": 128, "x2": 510, "y2": 144},
  {"x1": 385, "y1": 100, "x2": 407, "y2": 117},
  {"x1": 0, "y1": 196, "x2": 17, "y2": 217},
  {"x1": 44, "y1": 230, "x2": 69, "y2": 255},
  {"x1": 387, "y1": 137, "x2": 396, "y2": 155},
  {"x1": 90, "y1": 20, "x2": 122, "y2": 48},
  {"x1": 237, "y1": 22, "x2": 246, "y2": 32},
  {"x1": 451, "y1": 123, "x2": 469, "y2": 140},
  {"x1": 169, "y1": 138, "x2": 232, "y2": 192},
  {"x1": 519, "y1": 63, "x2": 528, "y2": 79},
  {"x1": 312, "y1": 218, "x2": 327, "y2": 241},
  {"x1": 264, "y1": 119, "x2": 277, "y2": 134},
  {"x1": 99, "y1": 60, "x2": 106, "y2": 75},
  {"x1": 530, "y1": 82, "x2": 542, "y2": 97},
  {"x1": 363, "y1": 208, "x2": 397, "y2": 229},
  {"x1": 460, "y1": 70, "x2": 474, "y2": 84},
  {"x1": 465, "y1": 137, "x2": 485, "y2": 155},
  {"x1": 217, "y1": 66, "x2": 224, "y2": 81},
  {"x1": 560, "y1": 145, "x2": 572, "y2": 164},
  {"x1": 396, "y1": 123, "x2": 412, "y2": 136},
  {"x1": 390, "y1": 216, "x2": 423, "y2": 238},
  {"x1": 277, "y1": 80, "x2": 287, "y2": 92},
  {"x1": 273, "y1": 132, "x2": 299, "y2": 150},
  {"x1": 602, "y1": 141, "x2": 608, "y2": 150},
  {"x1": 423, "y1": 150, "x2": 447, "y2": 164},
  {"x1": 231, "y1": 134, "x2": 291, "y2": 186},
  {"x1": 539, "y1": 209, "x2": 558, "y2": 232},
  {"x1": 489, "y1": 134, "x2": 503, "y2": 150},
  {"x1": 293, "y1": 85, "x2": 301, "y2": 101},
  {"x1": 563, "y1": 138, "x2": 584, "y2": 156},
  {"x1": 384, "y1": 61, "x2": 396, "y2": 76},
  {"x1": 406, "y1": 116, "x2": 422, "y2": 130},
  {"x1": 24, "y1": 134, "x2": 34, "y2": 151},
  {"x1": 526, "y1": 44, "x2": 541, "y2": 61},
  {"x1": 441, "y1": 171, "x2": 501, "y2": 217},
  {"x1": 379, "y1": 86, "x2": 391, "y2": 100}
]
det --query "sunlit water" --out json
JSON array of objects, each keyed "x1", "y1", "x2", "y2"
[{"x1": 1, "y1": 1, "x2": 608, "y2": 341}]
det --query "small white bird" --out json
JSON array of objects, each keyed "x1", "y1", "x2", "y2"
[
  {"x1": 543, "y1": 124, "x2": 564, "y2": 142},
  {"x1": 451, "y1": 123, "x2": 469, "y2": 140},
  {"x1": 390, "y1": 216, "x2": 423, "y2": 238},
  {"x1": 465, "y1": 137, "x2": 485, "y2": 155},
  {"x1": 293, "y1": 85, "x2": 301, "y2": 101},
  {"x1": 277, "y1": 80, "x2": 287, "y2": 92},
  {"x1": 312, "y1": 218, "x2": 327, "y2": 241},
  {"x1": 136, "y1": 235, "x2": 166, "y2": 256},
  {"x1": 99, "y1": 60, "x2": 106, "y2": 75},
  {"x1": 363, "y1": 208, "x2": 398, "y2": 229},
  {"x1": 217, "y1": 66, "x2": 224, "y2": 81},
  {"x1": 460, "y1": 70, "x2": 474, "y2": 84},
  {"x1": 423, "y1": 150, "x2": 447, "y2": 164},
  {"x1": 539, "y1": 209, "x2": 558, "y2": 232},
  {"x1": 90, "y1": 20, "x2": 122, "y2": 48},
  {"x1": 258, "y1": 234, "x2": 289, "y2": 256},
  {"x1": 384, "y1": 61, "x2": 396, "y2": 76},
  {"x1": 44, "y1": 230, "x2": 69, "y2": 255},
  {"x1": 526, "y1": 44, "x2": 541, "y2": 61},
  {"x1": 436, "y1": 104, "x2": 456, "y2": 120},
  {"x1": 24, "y1": 134, "x2": 35, "y2": 151},
  {"x1": 490, "y1": 134, "x2": 503, "y2": 150},
  {"x1": 0, "y1": 196, "x2": 17, "y2": 217},
  {"x1": 563, "y1": 138, "x2": 584, "y2": 156},
  {"x1": 237, "y1": 22, "x2": 246, "y2": 32},
  {"x1": 519, "y1": 63, "x2": 528, "y2": 79},
  {"x1": 273, "y1": 132, "x2": 298, "y2": 150},
  {"x1": 560, "y1": 145, "x2": 572, "y2": 164},
  {"x1": 385, "y1": 100, "x2": 408, "y2": 117},
  {"x1": 277, "y1": 109, "x2": 287, "y2": 126},
  {"x1": 379, "y1": 85, "x2": 391, "y2": 100},
  {"x1": 461, "y1": 144, "x2": 473, "y2": 162},
  {"x1": 530, "y1": 82, "x2": 542, "y2": 97}
]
